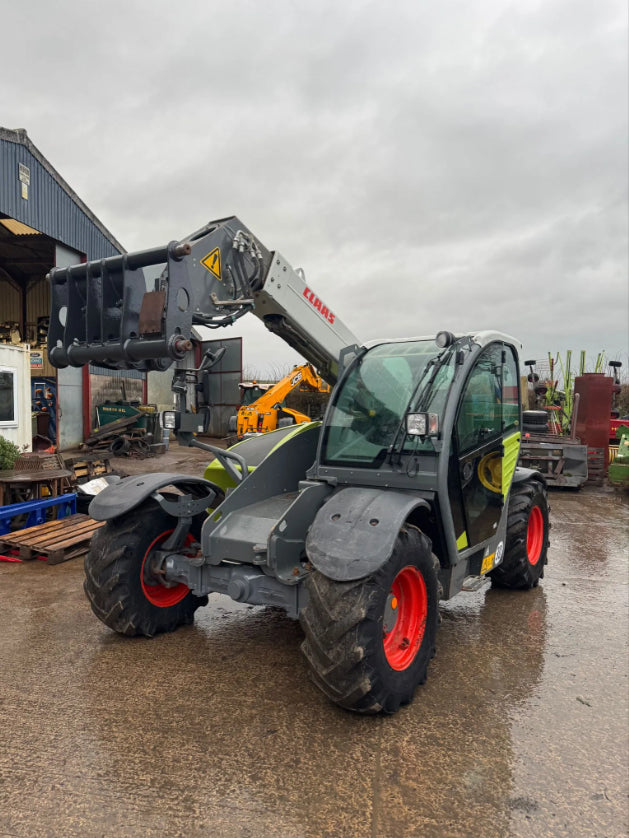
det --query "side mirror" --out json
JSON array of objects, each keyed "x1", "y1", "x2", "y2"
[
  {"x1": 525, "y1": 359, "x2": 539, "y2": 382},
  {"x1": 199, "y1": 346, "x2": 226, "y2": 371}
]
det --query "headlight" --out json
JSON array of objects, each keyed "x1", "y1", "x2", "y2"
[
  {"x1": 435, "y1": 330, "x2": 455, "y2": 348},
  {"x1": 407, "y1": 413, "x2": 427, "y2": 436},
  {"x1": 162, "y1": 410, "x2": 178, "y2": 430},
  {"x1": 406, "y1": 412, "x2": 439, "y2": 437}
]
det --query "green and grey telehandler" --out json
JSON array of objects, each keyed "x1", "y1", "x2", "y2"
[{"x1": 48, "y1": 216, "x2": 550, "y2": 714}]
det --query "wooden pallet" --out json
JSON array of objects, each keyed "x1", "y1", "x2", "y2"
[
  {"x1": 84, "y1": 415, "x2": 140, "y2": 446},
  {"x1": 62, "y1": 455, "x2": 112, "y2": 482},
  {"x1": 0, "y1": 514, "x2": 105, "y2": 564}
]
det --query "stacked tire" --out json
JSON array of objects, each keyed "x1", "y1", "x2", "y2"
[{"x1": 522, "y1": 410, "x2": 548, "y2": 435}]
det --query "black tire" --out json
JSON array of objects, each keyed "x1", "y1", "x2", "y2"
[
  {"x1": 490, "y1": 478, "x2": 550, "y2": 590},
  {"x1": 277, "y1": 416, "x2": 295, "y2": 428},
  {"x1": 84, "y1": 499, "x2": 208, "y2": 637},
  {"x1": 109, "y1": 436, "x2": 131, "y2": 456},
  {"x1": 300, "y1": 527, "x2": 440, "y2": 714},
  {"x1": 227, "y1": 415, "x2": 238, "y2": 434},
  {"x1": 522, "y1": 423, "x2": 548, "y2": 434},
  {"x1": 130, "y1": 437, "x2": 151, "y2": 457},
  {"x1": 522, "y1": 410, "x2": 548, "y2": 426}
]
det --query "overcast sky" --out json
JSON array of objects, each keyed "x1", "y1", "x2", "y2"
[{"x1": 2, "y1": 0, "x2": 627, "y2": 378}]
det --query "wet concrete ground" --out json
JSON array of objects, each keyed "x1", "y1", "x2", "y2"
[{"x1": 0, "y1": 444, "x2": 627, "y2": 837}]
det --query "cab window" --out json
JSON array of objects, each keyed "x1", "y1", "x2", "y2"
[
  {"x1": 502, "y1": 347, "x2": 520, "y2": 432},
  {"x1": 456, "y1": 344, "x2": 503, "y2": 453}
]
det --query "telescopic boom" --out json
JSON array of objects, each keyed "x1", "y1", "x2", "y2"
[{"x1": 47, "y1": 216, "x2": 358, "y2": 384}]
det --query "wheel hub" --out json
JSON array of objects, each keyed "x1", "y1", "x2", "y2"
[
  {"x1": 526, "y1": 506, "x2": 544, "y2": 566},
  {"x1": 382, "y1": 565, "x2": 428, "y2": 671},
  {"x1": 141, "y1": 530, "x2": 194, "y2": 608}
]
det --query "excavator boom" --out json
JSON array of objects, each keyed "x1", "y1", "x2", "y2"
[{"x1": 236, "y1": 363, "x2": 329, "y2": 436}]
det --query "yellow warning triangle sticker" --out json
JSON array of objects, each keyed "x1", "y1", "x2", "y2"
[{"x1": 201, "y1": 247, "x2": 222, "y2": 280}]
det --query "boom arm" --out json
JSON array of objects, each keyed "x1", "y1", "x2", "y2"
[
  {"x1": 47, "y1": 216, "x2": 358, "y2": 384},
  {"x1": 252, "y1": 363, "x2": 328, "y2": 409},
  {"x1": 236, "y1": 363, "x2": 329, "y2": 436}
]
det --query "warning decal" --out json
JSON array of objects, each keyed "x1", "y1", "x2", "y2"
[{"x1": 201, "y1": 247, "x2": 222, "y2": 280}]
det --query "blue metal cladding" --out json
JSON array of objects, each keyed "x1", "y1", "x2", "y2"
[{"x1": 0, "y1": 133, "x2": 123, "y2": 260}]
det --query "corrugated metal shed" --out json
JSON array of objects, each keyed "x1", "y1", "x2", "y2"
[{"x1": 0, "y1": 127, "x2": 124, "y2": 259}]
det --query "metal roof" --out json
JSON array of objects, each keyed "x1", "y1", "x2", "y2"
[
  {"x1": 0, "y1": 127, "x2": 125, "y2": 259},
  {"x1": 0, "y1": 217, "x2": 41, "y2": 236}
]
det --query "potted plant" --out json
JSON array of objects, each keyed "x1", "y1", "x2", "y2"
[{"x1": 0, "y1": 435, "x2": 21, "y2": 471}]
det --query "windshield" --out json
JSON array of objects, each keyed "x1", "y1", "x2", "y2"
[
  {"x1": 240, "y1": 386, "x2": 267, "y2": 406},
  {"x1": 321, "y1": 340, "x2": 455, "y2": 468}
]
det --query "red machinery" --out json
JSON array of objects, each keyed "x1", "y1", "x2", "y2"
[{"x1": 573, "y1": 373, "x2": 614, "y2": 483}]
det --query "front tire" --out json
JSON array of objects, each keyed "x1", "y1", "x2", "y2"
[
  {"x1": 84, "y1": 500, "x2": 208, "y2": 637},
  {"x1": 300, "y1": 527, "x2": 440, "y2": 714},
  {"x1": 490, "y1": 478, "x2": 550, "y2": 589}
]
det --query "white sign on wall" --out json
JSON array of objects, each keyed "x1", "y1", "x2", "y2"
[{"x1": 19, "y1": 163, "x2": 30, "y2": 200}]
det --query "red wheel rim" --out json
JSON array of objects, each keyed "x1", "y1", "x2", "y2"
[
  {"x1": 383, "y1": 566, "x2": 428, "y2": 671},
  {"x1": 141, "y1": 530, "x2": 193, "y2": 608},
  {"x1": 527, "y1": 506, "x2": 544, "y2": 566}
]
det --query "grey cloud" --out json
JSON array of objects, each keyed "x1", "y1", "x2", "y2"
[{"x1": 1, "y1": 0, "x2": 626, "y2": 375}]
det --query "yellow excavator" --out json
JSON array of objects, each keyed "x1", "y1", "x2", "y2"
[{"x1": 233, "y1": 363, "x2": 329, "y2": 437}]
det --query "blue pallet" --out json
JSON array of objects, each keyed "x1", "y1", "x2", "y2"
[{"x1": 0, "y1": 494, "x2": 77, "y2": 536}]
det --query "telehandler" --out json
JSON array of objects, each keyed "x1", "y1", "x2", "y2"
[
  {"x1": 231, "y1": 362, "x2": 330, "y2": 437},
  {"x1": 48, "y1": 216, "x2": 549, "y2": 714}
]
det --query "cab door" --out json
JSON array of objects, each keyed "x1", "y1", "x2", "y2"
[{"x1": 449, "y1": 343, "x2": 521, "y2": 552}]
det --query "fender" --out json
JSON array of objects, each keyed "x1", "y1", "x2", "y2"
[
  {"x1": 306, "y1": 487, "x2": 431, "y2": 582},
  {"x1": 512, "y1": 465, "x2": 546, "y2": 486},
  {"x1": 89, "y1": 473, "x2": 221, "y2": 522}
]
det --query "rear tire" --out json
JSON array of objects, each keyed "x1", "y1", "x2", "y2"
[
  {"x1": 84, "y1": 499, "x2": 208, "y2": 637},
  {"x1": 300, "y1": 527, "x2": 440, "y2": 714},
  {"x1": 490, "y1": 478, "x2": 550, "y2": 589}
]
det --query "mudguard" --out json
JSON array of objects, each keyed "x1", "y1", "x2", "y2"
[
  {"x1": 305, "y1": 487, "x2": 430, "y2": 582},
  {"x1": 512, "y1": 465, "x2": 545, "y2": 485},
  {"x1": 89, "y1": 473, "x2": 221, "y2": 521}
]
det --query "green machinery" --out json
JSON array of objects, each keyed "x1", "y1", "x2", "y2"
[
  {"x1": 47, "y1": 216, "x2": 550, "y2": 715},
  {"x1": 609, "y1": 425, "x2": 629, "y2": 489}
]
